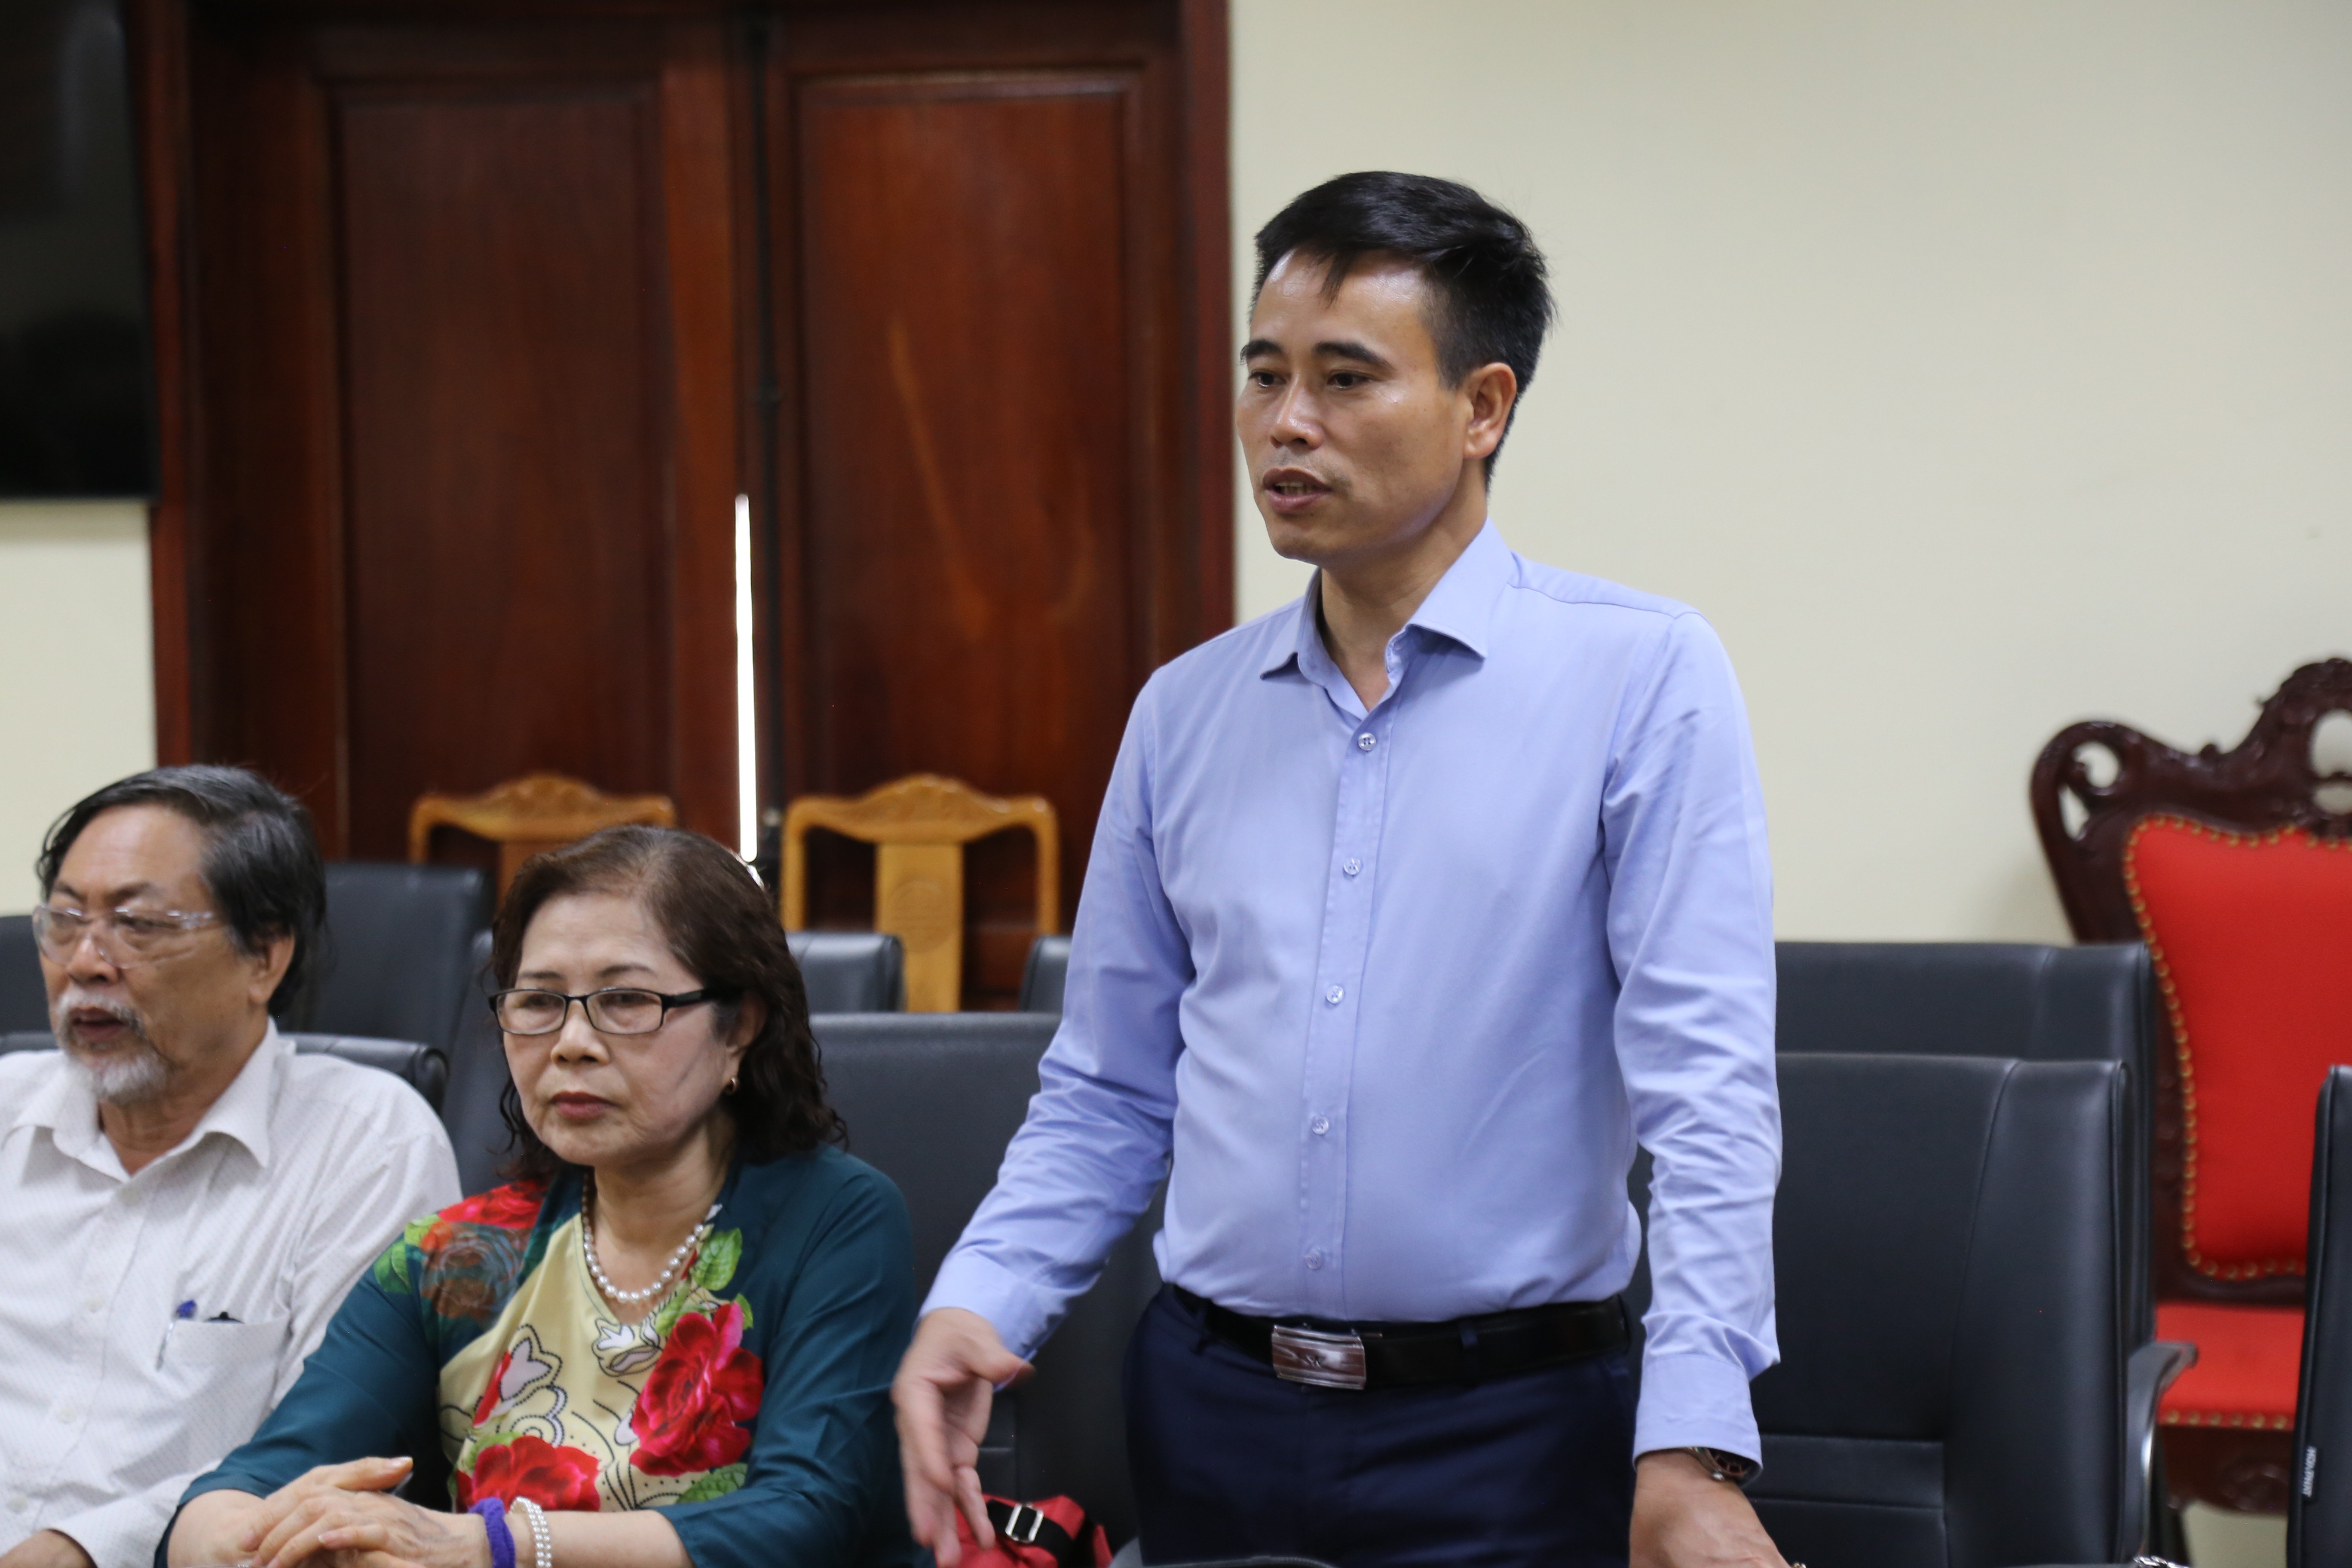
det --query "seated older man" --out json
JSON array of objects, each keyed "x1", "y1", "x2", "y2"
[{"x1": 0, "y1": 766, "x2": 460, "y2": 1568}]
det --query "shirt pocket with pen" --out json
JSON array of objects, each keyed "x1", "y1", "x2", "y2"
[
  {"x1": 164, "y1": 1315, "x2": 285, "y2": 1366},
  {"x1": 157, "y1": 1316, "x2": 288, "y2": 1462}
]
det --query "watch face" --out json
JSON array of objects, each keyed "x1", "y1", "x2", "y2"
[{"x1": 1703, "y1": 1448, "x2": 1758, "y2": 1480}]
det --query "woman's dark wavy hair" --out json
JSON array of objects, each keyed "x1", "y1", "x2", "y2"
[
  {"x1": 1253, "y1": 171, "x2": 1553, "y2": 480},
  {"x1": 490, "y1": 824, "x2": 844, "y2": 1182}
]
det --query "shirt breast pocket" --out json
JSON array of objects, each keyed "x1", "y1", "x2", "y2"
[
  {"x1": 161, "y1": 1318, "x2": 289, "y2": 1462},
  {"x1": 168, "y1": 1317, "x2": 286, "y2": 1366}
]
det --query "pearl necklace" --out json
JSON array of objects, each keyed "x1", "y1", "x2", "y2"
[{"x1": 582, "y1": 1186, "x2": 720, "y2": 1307}]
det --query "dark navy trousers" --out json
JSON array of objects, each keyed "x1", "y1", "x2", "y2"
[{"x1": 1123, "y1": 1287, "x2": 1636, "y2": 1568}]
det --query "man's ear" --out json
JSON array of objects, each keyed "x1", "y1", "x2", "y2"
[
  {"x1": 247, "y1": 933, "x2": 296, "y2": 1011},
  {"x1": 1462, "y1": 361, "x2": 1519, "y2": 461}
]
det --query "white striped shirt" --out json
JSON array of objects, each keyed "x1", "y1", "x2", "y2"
[{"x1": 0, "y1": 1023, "x2": 459, "y2": 1568}]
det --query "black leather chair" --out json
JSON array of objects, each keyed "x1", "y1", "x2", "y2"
[
  {"x1": 0, "y1": 1029, "x2": 447, "y2": 1110},
  {"x1": 0, "y1": 914, "x2": 44, "y2": 1031},
  {"x1": 1776, "y1": 941, "x2": 2151, "y2": 1068},
  {"x1": 1026, "y1": 937, "x2": 2156, "y2": 1055},
  {"x1": 439, "y1": 930, "x2": 515, "y2": 1195},
  {"x1": 816, "y1": 1011, "x2": 1161, "y2": 1547},
  {"x1": 789, "y1": 931, "x2": 907, "y2": 1012},
  {"x1": 1020, "y1": 934, "x2": 1071, "y2": 1014},
  {"x1": 2291, "y1": 1065, "x2": 2352, "y2": 1568},
  {"x1": 300, "y1": 863, "x2": 492, "y2": 1054},
  {"x1": 1774, "y1": 940, "x2": 2157, "y2": 1344},
  {"x1": 1749, "y1": 1054, "x2": 2187, "y2": 1568}
]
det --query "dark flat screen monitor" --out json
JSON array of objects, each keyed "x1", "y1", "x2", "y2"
[{"x1": 0, "y1": 0, "x2": 155, "y2": 499}]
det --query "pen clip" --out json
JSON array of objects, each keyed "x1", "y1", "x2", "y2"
[{"x1": 159, "y1": 1300, "x2": 197, "y2": 1368}]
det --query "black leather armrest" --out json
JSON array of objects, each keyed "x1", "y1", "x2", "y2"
[{"x1": 2119, "y1": 1340, "x2": 2196, "y2": 1559}]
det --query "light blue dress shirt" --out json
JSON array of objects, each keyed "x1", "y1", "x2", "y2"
[{"x1": 925, "y1": 520, "x2": 1781, "y2": 1459}]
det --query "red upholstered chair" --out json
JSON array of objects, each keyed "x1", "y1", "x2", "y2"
[{"x1": 2033, "y1": 657, "x2": 2352, "y2": 1514}]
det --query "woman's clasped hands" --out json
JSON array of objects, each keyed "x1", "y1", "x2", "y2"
[{"x1": 230, "y1": 1458, "x2": 491, "y2": 1568}]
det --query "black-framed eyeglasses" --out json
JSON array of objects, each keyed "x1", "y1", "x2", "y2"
[{"x1": 489, "y1": 987, "x2": 724, "y2": 1037}]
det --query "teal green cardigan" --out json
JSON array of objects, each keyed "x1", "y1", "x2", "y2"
[{"x1": 177, "y1": 1149, "x2": 921, "y2": 1568}]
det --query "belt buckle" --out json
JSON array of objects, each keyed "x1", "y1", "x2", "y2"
[{"x1": 1269, "y1": 1323, "x2": 1368, "y2": 1390}]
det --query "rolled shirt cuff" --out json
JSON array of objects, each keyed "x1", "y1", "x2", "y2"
[
  {"x1": 54, "y1": 1489, "x2": 180, "y2": 1568},
  {"x1": 1632, "y1": 1349, "x2": 1766, "y2": 1471},
  {"x1": 920, "y1": 1248, "x2": 1058, "y2": 1363}
]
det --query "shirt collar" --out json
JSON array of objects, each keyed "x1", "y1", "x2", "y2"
[
  {"x1": 16, "y1": 1019, "x2": 288, "y2": 1176},
  {"x1": 1402, "y1": 518, "x2": 1511, "y2": 660},
  {"x1": 1257, "y1": 518, "x2": 1513, "y2": 679}
]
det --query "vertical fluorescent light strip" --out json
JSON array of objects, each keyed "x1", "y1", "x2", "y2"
[{"x1": 734, "y1": 493, "x2": 757, "y2": 861}]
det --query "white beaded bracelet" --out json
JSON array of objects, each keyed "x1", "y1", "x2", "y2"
[{"x1": 514, "y1": 1498, "x2": 552, "y2": 1568}]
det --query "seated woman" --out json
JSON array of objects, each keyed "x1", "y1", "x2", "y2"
[{"x1": 167, "y1": 826, "x2": 918, "y2": 1568}]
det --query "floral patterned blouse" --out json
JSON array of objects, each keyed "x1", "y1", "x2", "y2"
[{"x1": 179, "y1": 1151, "x2": 920, "y2": 1568}]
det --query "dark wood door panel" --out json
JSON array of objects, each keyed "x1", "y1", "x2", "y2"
[
  {"x1": 337, "y1": 84, "x2": 674, "y2": 858},
  {"x1": 175, "y1": 9, "x2": 739, "y2": 857},
  {"x1": 795, "y1": 72, "x2": 1143, "y2": 817},
  {"x1": 138, "y1": 0, "x2": 1228, "y2": 986},
  {"x1": 767, "y1": 3, "x2": 1216, "y2": 1006}
]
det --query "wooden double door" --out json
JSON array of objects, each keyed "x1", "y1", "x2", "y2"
[{"x1": 136, "y1": 0, "x2": 1230, "y2": 1001}]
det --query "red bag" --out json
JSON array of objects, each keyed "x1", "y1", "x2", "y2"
[{"x1": 950, "y1": 1496, "x2": 1112, "y2": 1568}]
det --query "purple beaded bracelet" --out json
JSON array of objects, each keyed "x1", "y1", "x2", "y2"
[{"x1": 469, "y1": 1498, "x2": 517, "y2": 1568}]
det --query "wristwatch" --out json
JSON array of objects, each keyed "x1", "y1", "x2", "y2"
[{"x1": 1683, "y1": 1446, "x2": 1758, "y2": 1485}]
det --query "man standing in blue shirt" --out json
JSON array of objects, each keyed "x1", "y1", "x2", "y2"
[{"x1": 895, "y1": 172, "x2": 1786, "y2": 1568}]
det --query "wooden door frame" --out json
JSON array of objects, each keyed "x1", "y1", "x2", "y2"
[{"x1": 129, "y1": 0, "x2": 1231, "y2": 779}]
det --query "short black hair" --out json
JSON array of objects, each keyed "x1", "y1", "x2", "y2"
[
  {"x1": 36, "y1": 764, "x2": 326, "y2": 1016},
  {"x1": 1253, "y1": 172, "x2": 1553, "y2": 478}
]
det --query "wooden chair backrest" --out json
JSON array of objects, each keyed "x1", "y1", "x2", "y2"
[
  {"x1": 408, "y1": 773, "x2": 678, "y2": 894},
  {"x1": 781, "y1": 774, "x2": 1059, "y2": 1013},
  {"x1": 2032, "y1": 656, "x2": 2352, "y2": 1305}
]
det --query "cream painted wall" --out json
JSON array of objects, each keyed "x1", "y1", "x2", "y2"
[
  {"x1": 0, "y1": 502, "x2": 155, "y2": 913},
  {"x1": 1230, "y1": 0, "x2": 2352, "y2": 942}
]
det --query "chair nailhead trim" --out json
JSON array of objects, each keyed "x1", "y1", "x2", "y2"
[{"x1": 2160, "y1": 1409, "x2": 2295, "y2": 1431}]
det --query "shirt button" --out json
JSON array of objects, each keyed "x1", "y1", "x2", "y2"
[
  {"x1": 1357, "y1": 733, "x2": 1376, "y2": 752},
  {"x1": 83, "y1": 1297, "x2": 104, "y2": 1314},
  {"x1": 1342, "y1": 858, "x2": 1361, "y2": 876},
  {"x1": 1305, "y1": 1250, "x2": 1325, "y2": 1271},
  {"x1": 1325, "y1": 985, "x2": 1344, "y2": 1005},
  {"x1": 1310, "y1": 1116, "x2": 1330, "y2": 1136},
  {"x1": 8, "y1": 1495, "x2": 27, "y2": 1513},
  {"x1": 55, "y1": 1405, "x2": 78, "y2": 1424}
]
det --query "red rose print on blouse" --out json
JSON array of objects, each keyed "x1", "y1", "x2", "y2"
[
  {"x1": 441, "y1": 1182, "x2": 547, "y2": 1232},
  {"x1": 629, "y1": 1301, "x2": 763, "y2": 1476},
  {"x1": 457, "y1": 1434, "x2": 602, "y2": 1512}
]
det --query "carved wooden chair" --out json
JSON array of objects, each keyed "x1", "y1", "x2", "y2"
[
  {"x1": 781, "y1": 775, "x2": 1058, "y2": 1014},
  {"x1": 2032, "y1": 657, "x2": 2352, "y2": 1514},
  {"x1": 408, "y1": 773, "x2": 678, "y2": 894}
]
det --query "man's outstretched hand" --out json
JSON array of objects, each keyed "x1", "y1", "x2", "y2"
[
  {"x1": 1631, "y1": 1449, "x2": 1791, "y2": 1568},
  {"x1": 892, "y1": 1307, "x2": 1033, "y2": 1567}
]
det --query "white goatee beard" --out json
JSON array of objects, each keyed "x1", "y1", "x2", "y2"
[{"x1": 52, "y1": 990, "x2": 173, "y2": 1106}]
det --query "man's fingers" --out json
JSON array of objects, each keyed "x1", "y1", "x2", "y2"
[
  {"x1": 926, "y1": 1493, "x2": 965, "y2": 1568},
  {"x1": 893, "y1": 1373, "x2": 959, "y2": 1494},
  {"x1": 955, "y1": 1464, "x2": 995, "y2": 1551}
]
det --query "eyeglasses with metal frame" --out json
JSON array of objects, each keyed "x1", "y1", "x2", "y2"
[
  {"x1": 489, "y1": 986, "x2": 724, "y2": 1037},
  {"x1": 31, "y1": 903, "x2": 225, "y2": 966}
]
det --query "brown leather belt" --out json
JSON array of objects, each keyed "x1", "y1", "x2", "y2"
[{"x1": 1171, "y1": 1285, "x2": 1630, "y2": 1391}]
